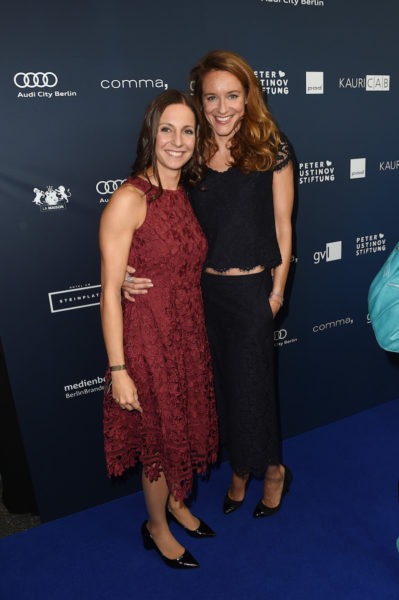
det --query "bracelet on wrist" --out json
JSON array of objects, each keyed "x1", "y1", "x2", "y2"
[
  {"x1": 110, "y1": 364, "x2": 126, "y2": 372},
  {"x1": 269, "y1": 292, "x2": 283, "y2": 306}
]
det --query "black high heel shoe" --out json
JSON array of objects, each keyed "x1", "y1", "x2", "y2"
[
  {"x1": 141, "y1": 521, "x2": 199, "y2": 569},
  {"x1": 223, "y1": 493, "x2": 245, "y2": 515},
  {"x1": 167, "y1": 509, "x2": 216, "y2": 538},
  {"x1": 253, "y1": 465, "x2": 293, "y2": 518}
]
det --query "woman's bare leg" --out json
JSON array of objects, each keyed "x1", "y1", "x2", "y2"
[
  {"x1": 262, "y1": 464, "x2": 285, "y2": 507},
  {"x1": 168, "y1": 493, "x2": 200, "y2": 531},
  {"x1": 142, "y1": 471, "x2": 184, "y2": 559},
  {"x1": 227, "y1": 471, "x2": 249, "y2": 501}
]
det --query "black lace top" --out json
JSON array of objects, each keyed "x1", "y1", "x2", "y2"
[{"x1": 189, "y1": 137, "x2": 292, "y2": 272}]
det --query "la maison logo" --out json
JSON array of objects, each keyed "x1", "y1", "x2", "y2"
[{"x1": 339, "y1": 75, "x2": 390, "y2": 91}]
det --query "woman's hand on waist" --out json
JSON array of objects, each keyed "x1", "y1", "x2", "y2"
[{"x1": 122, "y1": 265, "x2": 153, "y2": 302}]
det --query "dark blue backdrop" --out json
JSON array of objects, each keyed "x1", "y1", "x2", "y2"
[{"x1": 1, "y1": 0, "x2": 398, "y2": 521}]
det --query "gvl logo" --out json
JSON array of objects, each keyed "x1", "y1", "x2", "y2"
[
  {"x1": 306, "y1": 72, "x2": 324, "y2": 94},
  {"x1": 313, "y1": 241, "x2": 342, "y2": 264},
  {"x1": 350, "y1": 158, "x2": 366, "y2": 179}
]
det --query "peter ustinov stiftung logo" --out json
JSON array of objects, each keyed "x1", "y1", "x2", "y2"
[
  {"x1": 299, "y1": 159, "x2": 335, "y2": 184},
  {"x1": 253, "y1": 69, "x2": 289, "y2": 95},
  {"x1": 356, "y1": 233, "x2": 386, "y2": 257},
  {"x1": 306, "y1": 71, "x2": 324, "y2": 94},
  {"x1": 48, "y1": 284, "x2": 101, "y2": 313},
  {"x1": 100, "y1": 77, "x2": 168, "y2": 90},
  {"x1": 350, "y1": 158, "x2": 366, "y2": 179},
  {"x1": 96, "y1": 179, "x2": 126, "y2": 203},
  {"x1": 14, "y1": 72, "x2": 77, "y2": 99},
  {"x1": 339, "y1": 75, "x2": 390, "y2": 91},
  {"x1": 313, "y1": 241, "x2": 342, "y2": 264},
  {"x1": 33, "y1": 185, "x2": 71, "y2": 211}
]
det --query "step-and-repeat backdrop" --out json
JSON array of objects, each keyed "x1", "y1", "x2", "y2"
[{"x1": 1, "y1": 0, "x2": 398, "y2": 521}]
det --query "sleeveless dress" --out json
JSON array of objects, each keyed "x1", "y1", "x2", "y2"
[
  {"x1": 103, "y1": 176, "x2": 218, "y2": 500},
  {"x1": 189, "y1": 137, "x2": 292, "y2": 477}
]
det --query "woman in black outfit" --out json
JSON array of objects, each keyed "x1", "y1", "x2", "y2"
[{"x1": 124, "y1": 50, "x2": 294, "y2": 517}]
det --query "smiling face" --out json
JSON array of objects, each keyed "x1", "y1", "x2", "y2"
[
  {"x1": 201, "y1": 70, "x2": 247, "y2": 141},
  {"x1": 154, "y1": 103, "x2": 196, "y2": 178}
]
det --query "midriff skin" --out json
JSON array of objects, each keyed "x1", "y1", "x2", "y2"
[{"x1": 205, "y1": 265, "x2": 265, "y2": 276}]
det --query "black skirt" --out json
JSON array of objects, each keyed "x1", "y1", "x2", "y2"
[{"x1": 201, "y1": 269, "x2": 281, "y2": 477}]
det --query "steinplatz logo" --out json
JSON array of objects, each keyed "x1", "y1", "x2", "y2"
[
  {"x1": 356, "y1": 233, "x2": 386, "y2": 257},
  {"x1": 313, "y1": 241, "x2": 342, "y2": 264},
  {"x1": 96, "y1": 179, "x2": 126, "y2": 203},
  {"x1": 350, "y1": 158, "x2": 366, "y2": 179},
  {"x1": 253, "y1": 69, "x2": 289, "y2": 95},
  {"x1": 299, "y1": 159, "x2": 335, "y2": 184},
  {"x1": 14, "y1": 72, "x2": 58, "y2": 88},
  {"x1": 14, "y1": 72, "x2": 77, "y2": 99},
  {"x1": 33, "y1": 185, "x2": 71, "y2": 212},
  {"x1": 49, "y1": 284, "x2": 101, "y2": 313},
  {"x1": 306, "y1": 72, "x2": 324, "y2": 94},
  {"x1": 339, "y1": 75, "x2": 390, "y2": 91}
]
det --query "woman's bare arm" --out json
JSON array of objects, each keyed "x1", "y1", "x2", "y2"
[
  {"x1": 99, "y1": 183, "x2": 146, "y2": 410},
  {"x1": 271, "y1": 162, "x2": 294, "y2": 316}
]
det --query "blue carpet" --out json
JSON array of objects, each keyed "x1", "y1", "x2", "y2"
[{"x1": 1, "y1": 400, "x2": 398, "y2": 600}]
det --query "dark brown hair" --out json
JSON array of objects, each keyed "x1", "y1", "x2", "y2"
[
  {"x1": 189, "y1": 50, "x2": 280, "y2": 172},
  {"x1": 131, "y1": 89, "x2": 205, "y2": 200}
]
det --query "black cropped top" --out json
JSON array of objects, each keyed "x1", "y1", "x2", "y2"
[{"x1": 189, "y1": 137, "x2": 292, "y2": 272}]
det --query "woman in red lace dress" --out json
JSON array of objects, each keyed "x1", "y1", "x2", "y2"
[{"x1": 100, "y1": 90, "x2": 218, "y2": 569}]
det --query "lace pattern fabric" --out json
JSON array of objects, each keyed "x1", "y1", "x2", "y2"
[
  {"x1": 189, "y1": 136, "x2": 292, "y2": 274},
  {"x1": 103, "y1": 177, "x2": 218, "y2": 499}
]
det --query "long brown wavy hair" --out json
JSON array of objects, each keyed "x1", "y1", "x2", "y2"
[
  {"x1": 189, "y1": 50, "x2": 280, "y2": 172},
  {"x1": 131, "y1": 89, "x2": 205, "y2": 200}
]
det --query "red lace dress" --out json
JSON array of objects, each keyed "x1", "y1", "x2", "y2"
[{"x1": 103, "y1": 176, "x2": 218, "y2": 499}]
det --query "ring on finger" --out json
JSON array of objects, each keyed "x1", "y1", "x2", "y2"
[{"x1": 126, "y1": 276, "x2": 133, "y2": 282}]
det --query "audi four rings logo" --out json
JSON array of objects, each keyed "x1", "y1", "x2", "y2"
[
  {"x1": 274, "y1": 329, "x2": 287, "y2": 341},
  {"x1": 96, "y1": 180, "x2": 125, "y2": 195},
  {"x1": 14, "y1": 72, "x2": 58, "y2": 88}
]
